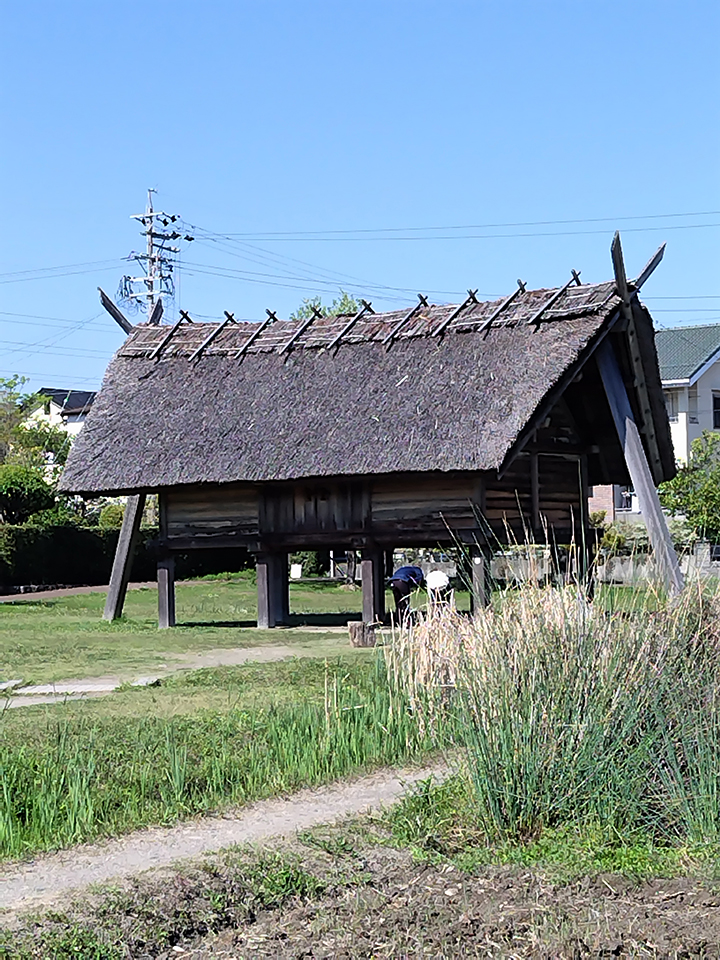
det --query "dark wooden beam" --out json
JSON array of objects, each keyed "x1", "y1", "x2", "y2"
[
  {"x1": 237, "y1": 310, "x2": 276, "y2": 360},
  {"x1": 103, "y1": 493, "x2": 146, "y2": 621},
  {"x1": 596, "y1": 340, "x2": 683, "y2": 596},
  {"x1": 477, "y1": 280, "x2": 526, "y2": 335},
  {"x1": 470, "y1": 543, "x2": 491, "y2": 612},
  {"x1": 149, "y1": 312, "x2": 192, "y2": 361},
  {"x1": 632, "y1": 243, "x2": 666, "y2": 290},
  {"x1": 433, "y1": 289, "x2": 479, "y2": 338},
  {"x1": 382, "y1": 295, "x2": 429, "y2": 347},
  {"x1": 530, "y1": 452, "x2": 540, "y2": 534},
  {"x1": 281, "y1": 305, "x2": 324, "y2": 354},
  {"x1": 148, "y1": 298, "x2": 164, "y2": 326},
  {"x1": 188, "y1": 311, "x2": 235, "y2": 363},
  {"x1": 98, "y1": 288, "x2": 133, "y2": 335},
  {"x1": 327, "y1": 300, "x2": 373, "y2": 351},
  {"x1": 526, "y1": 272, "x2": 580, "y2": 326},
  {"x1": 256, "y1": 552, "x2": 287, "y2": 627},
  {"x1": 611, "y1": 232, "x2": 663, "y2": 479},
  {"x1": 361, "y1": 547, "x2": 385, "y2": 623}
]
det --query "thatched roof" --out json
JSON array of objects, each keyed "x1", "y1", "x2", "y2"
[{"x1": 59, "y1": 280, "x2": 669, "y2": 494}]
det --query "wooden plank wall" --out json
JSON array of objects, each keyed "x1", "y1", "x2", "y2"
[
  {"x1": 162, "y1": 461, "x2": 583, "y2": 548},
  {"x1": 262, "y1": 481, "x2": 369, "y2": 536},
  {"x1": 370, "y1": 476, "x2": 478, "y2": 541},
  {"x1": 165, "y1": 483, "x2": 259, "y2": 540}
]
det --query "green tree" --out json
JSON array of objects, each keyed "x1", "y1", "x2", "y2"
[
  {"x1": 0, "y1": 464, "x2": 54, "y2": 524},
  {"x1": 10, "y1": 421, "x2": 73, "y2": 471},
  {"x1": 659, "y1": 430, "x2": 720, "y2": 542},
  {"x1": 289, "y1": 291, "x2": 360, "y2": 322},
  {"x1": 0, "y1": 377, "x2": 46, "y2": 463}
]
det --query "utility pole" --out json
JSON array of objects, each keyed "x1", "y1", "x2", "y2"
[{"x1": 117, "y1": 189, "x2": 194, "y2": 323}]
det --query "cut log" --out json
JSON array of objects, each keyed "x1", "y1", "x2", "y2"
[{"x1": 349, "y1": 621, "x2": 377, "y2": 647}]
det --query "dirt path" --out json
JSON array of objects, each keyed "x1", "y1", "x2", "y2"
[
  {"x1": 0, "y1": 763, "x2": 444, "y2": 918},
  {"x1": 0, "y1": 581, "x2": 160, "y2": 602},
  {"x1": 2, "y1": 643, "x2": 321, "y2": 708}
]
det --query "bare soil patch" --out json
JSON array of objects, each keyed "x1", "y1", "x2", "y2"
[{"x1": 4, "y1": 830, "x2": 720, "y2": 958}]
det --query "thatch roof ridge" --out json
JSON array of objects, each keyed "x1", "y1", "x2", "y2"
[{"x1": 120, "y1": 280, "x2": 619, "y2": 361}]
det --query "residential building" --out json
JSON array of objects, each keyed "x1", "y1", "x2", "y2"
[
  {"x1": 30, "y1": 388, "x2": 96, "y2": 437},
  {"x1": 656, "y1": 324, "x2": 720, "y2": 463},
  {"x1": 589, "y1": 323, "x2": 720, "y2": 521}
]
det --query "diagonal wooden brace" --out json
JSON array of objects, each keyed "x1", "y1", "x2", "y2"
[
  {"x1": 596, "y1": 341, "x2": 683, "y2": 597},
  {"x1": 103, "y1": 493, "x2": 146, "y2": 621}
]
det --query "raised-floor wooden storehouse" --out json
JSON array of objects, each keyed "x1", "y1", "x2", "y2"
[{"x1": 59, "y1": 236, "x2": 682, "y2": 626}]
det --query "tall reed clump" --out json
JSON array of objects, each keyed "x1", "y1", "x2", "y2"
[
  {"x1": 386, "y1": 581, "x2": 720, "y2": 843},
  {"x1": 0, "y1": 658, "x2": 453, "y2": 859}
]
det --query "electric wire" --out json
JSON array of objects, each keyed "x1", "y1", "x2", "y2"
[{"x1": 210, "y1": 208, "x2": 720, "y2": 238}]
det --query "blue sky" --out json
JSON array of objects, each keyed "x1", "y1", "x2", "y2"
[{"x1": 1, "y1": 0, "x2": 718, "y2": 391}]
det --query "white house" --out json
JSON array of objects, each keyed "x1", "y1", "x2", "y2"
[
  {"x1": 656, "y1": 324, "x2": 720, "y2": 462},
  {"x1": 589, "y1": 323, "x2": 720, "y2": 521},
  {"x1": 29, "y1": 388, "x2": 96, "y2": 437}
]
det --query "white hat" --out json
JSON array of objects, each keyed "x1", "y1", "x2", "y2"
[{"x1": 426, "y1": 569, "x2": 450, "y2": 591}]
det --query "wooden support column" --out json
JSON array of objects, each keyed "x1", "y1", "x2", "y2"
[
  {"x1": 361, "y1": 547, "x2": 385, "y2": 624},
  {"x1": 273, "y1": 551, "x2": 289, "y2": 623},
  {"x1": 597, "y1": 340, "x2": 684, "y2": 597},
  {"x1": 578, "y1": 454, "x2": 594, "y2": 592},
  {"x1": 256, "y1": 552, "x2": 287, "y2": 628},
  {"x1": 530, "y1": 453, "x2": 540, "y2": 538},
  {"x1": 384, "y1": 548, "x2": 395, "y2": 580},
  {"x1": 103, "y1": 493, "x2": 146, "y2": 621},
  {"x1": 157, "y1": 555, "x2": 176, "y2": 628},
  {"x1": 470, "y1": 543, "x2": 491, "y2": 613}
]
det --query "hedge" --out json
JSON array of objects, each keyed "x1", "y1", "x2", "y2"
[{"x1": 0, "y1": 525, "x2": 252, "y2": 588}]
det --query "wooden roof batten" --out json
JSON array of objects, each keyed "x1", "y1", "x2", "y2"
[
  {"x1": 477, "y1": 279, "x2": 527, "y2": 335},
  {"x1": 149, "y1": 310, "x2": 193, "y2": 362},
  {"x1": 189, "y1": 311, "x2": 236, "y2": 363},
  {"x1": 327, "y1": 299, "x2": 374, "y2": 351},
  {"x1": 527, "y1": 270, "x2": 582, "y2": 327},
  {"x1": 281, "y1": 304, "x2": 324, "y2": 354},
  {"x1": 236, "y1": 309, "x2": 277, "y2": 361},
  {"x1": 382, "y1": 294, "x2": 429, "y2": 347},
  {"x1": 433, "y1": 289, "x2": 479, "y2": 337}
]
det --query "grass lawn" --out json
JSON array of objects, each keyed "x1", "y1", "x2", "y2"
[
  {"x1": 0, "y1": 655, "x2": 451, "y2": 860},
  {"x1": 0, "y1": 576, "x2": 472, "y2": 684}
]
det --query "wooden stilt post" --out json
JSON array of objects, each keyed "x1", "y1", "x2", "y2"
[
  {"x1": 274, "y1": 551, "x2": 289, "y2": 624},
  {"x1": 470, "y1": 543, "x2": 491, "y2": 613},
  {"x1": 157, "y1": 555, "x2": 176, "y2": 628},
  {"x1": 256, "y1": 552, "x2": 287, "y2": 627},
  {"x1": 361, "y1": 547, "x2": 385, "y2": 623},
  {"x1": 256, "y1": 553, "x2": 274, "y2": 628},
  {"x1": 384, "y1": 548, "x2": 395, "y2": 580},
  {"x1": 103, "y1": 493, "x2": 146, "y2": 621},
  {"x1": 597, "y1": 340, "x2": 683, "y2": 596},
  {"x1": 578, "y1": 454, "x2": 595, "y2": 595}
]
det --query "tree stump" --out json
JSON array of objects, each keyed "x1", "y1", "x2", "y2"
[{"x1": 348, "y1": 621, "x2": 376, "y2": 647}]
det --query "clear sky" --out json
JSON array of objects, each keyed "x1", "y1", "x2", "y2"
[{"x1": 1, "y1": 0, "x2": 718, "y2": 392}]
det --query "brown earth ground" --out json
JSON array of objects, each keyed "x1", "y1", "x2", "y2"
[{"x1": 5, "y1": 820, "x2": 720, "y2": 957}]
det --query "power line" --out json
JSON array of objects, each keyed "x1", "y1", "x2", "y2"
[
  {"x1": 211, "y1": 209, "x2": 720, "y2": 238},
  {"x1": 0, "y1": 368, "x2": 101, "y2": 385},
  {"x1": 211, "y1": 222, "x2": 720, "y2": 242},
  {"x1": 0, "y1": 264, "x2": 123, "y2": 285}
]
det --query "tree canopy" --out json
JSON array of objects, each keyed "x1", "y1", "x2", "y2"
[
  {"x1": 289, "y1": 291, "x2": 361, "y2": 322},
  {"x1": 0, "y1": 464, "x2": 54, "y2": 524},
  {"x1": 659, "y1": 430, "x2": 720, "y2": 543},
  {"x1": 0, "y1": 377, "x2": 71, "y2": 478}
]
